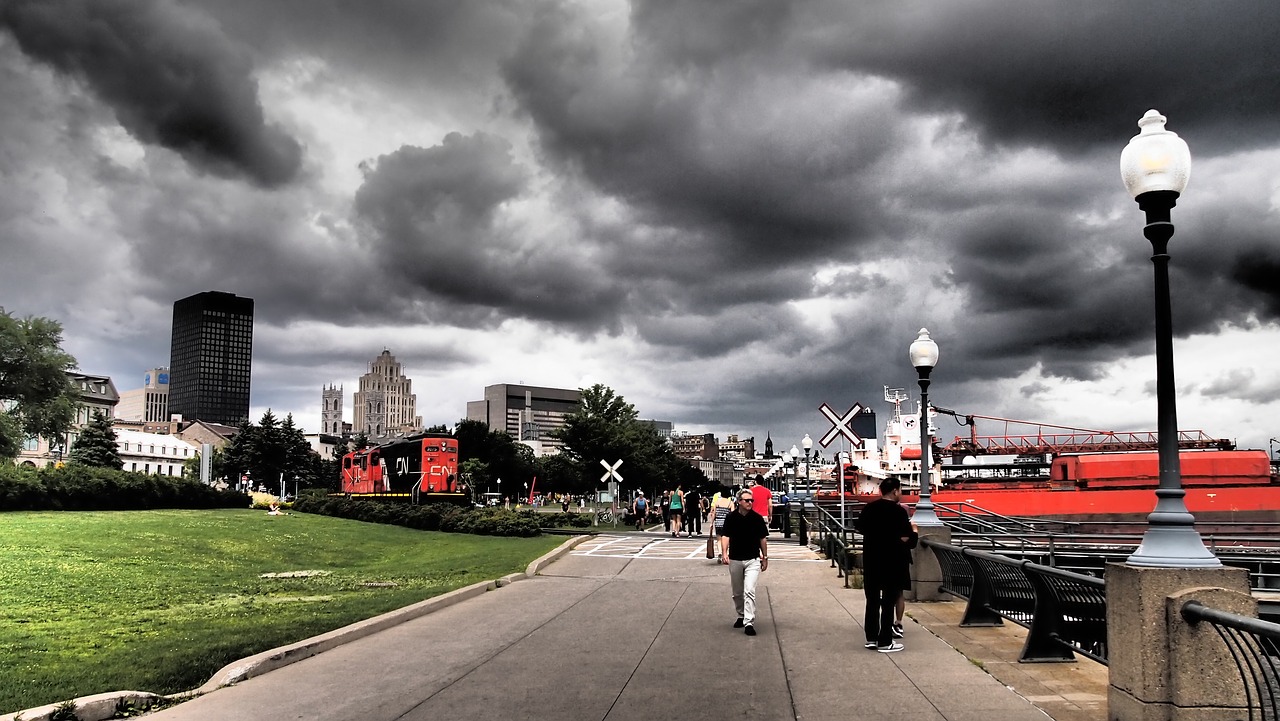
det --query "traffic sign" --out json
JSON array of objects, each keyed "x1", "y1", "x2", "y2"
[
  {"x1": 599, "y1": 459, "x2": 623, "y2": 484},
  {"x1": 819, "y1": 402, "x2": 865, "y2": 448}
]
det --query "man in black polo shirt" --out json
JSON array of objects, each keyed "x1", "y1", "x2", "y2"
[
  {"x1": 854, "y1": 477, "x2": 914, "y2": 653},
  {"x1": 719, "y1": 488, "x2": 769, "y2": 636}
]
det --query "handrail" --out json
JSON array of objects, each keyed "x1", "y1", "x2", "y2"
[
  {"x1": 1182, "y1": 601, "x2": 1280, "y2": 720},
  {"x1": 921, "y1": 538, "x2": 1107, "y2": 664}
]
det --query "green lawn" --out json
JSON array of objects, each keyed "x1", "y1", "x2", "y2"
[{"x1": 0, "y1": 509, "x2": 564, "y2": 714}]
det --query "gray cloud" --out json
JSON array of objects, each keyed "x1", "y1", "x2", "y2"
[
  {"x1": 0, "y1": 0, "x2": 302, "y2": 186},
  {"x1": 3, "y1": 0, "x2": 1279, "y2": 451},
  {"x1": 812, "y1": 1, "x2": 1280, "y2": 154}
]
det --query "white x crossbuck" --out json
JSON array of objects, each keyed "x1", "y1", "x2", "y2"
[
  {"x1": 599, "y1": 459, "x2": 624, "y2": 484},
  {"x1": 818, "y1": 402, "x2": 866, "y2": 448}
]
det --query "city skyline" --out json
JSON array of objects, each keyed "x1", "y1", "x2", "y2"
[{"x1": 2, "y1": 2, "x2": 1278, "y2": 457}]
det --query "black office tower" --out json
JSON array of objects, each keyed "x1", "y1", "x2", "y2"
[{"x1": 168, "y1": 291, "x2": 254, "y2": 425}]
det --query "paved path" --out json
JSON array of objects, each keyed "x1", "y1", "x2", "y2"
[{"x1": 142, "y1": 534, "x2": 1051, "y2": 721}]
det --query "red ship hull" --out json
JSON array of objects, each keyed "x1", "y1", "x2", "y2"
[
  {"x1": 899, "y1": 485, "x2": 1280, "y2": 522},
  {"x1": 842, "y1": 450, "x2": 1280, "y2": 522}
]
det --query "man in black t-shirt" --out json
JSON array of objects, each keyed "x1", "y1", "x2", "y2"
[
  {"x1": 854, "y1": 478, "x2": 914, "y2": 653},
  {"x1": 684, "y1": 488, "x2": 702, "y2": 536},
  {"x1": 719, "y1": 488, "x2": 769, "y2": 636}
]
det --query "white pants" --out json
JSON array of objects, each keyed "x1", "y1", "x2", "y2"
[{"x1": 729, "y1": 558, "x2": 761, "y2": 625}]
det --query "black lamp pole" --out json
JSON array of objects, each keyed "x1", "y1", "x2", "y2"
[
  {"x1": 1121, "y1": 111, "x2": 1219, "y2": 568},
  {"x1": 908, "y1": 328, "x2": 942, "y2": 527}
]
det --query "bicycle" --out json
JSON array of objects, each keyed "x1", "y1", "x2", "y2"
[{"x1": 596, "y1": 508, "x2": 615, "y2": 524}]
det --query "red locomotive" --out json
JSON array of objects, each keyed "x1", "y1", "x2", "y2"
[{"x1": 338, "y1": 433, "x2": 468, "y2": 505}]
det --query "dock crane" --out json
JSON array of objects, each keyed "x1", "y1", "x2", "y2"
[{"x1": 929, "y1": 406, "x2": 1234, "y2": 457}]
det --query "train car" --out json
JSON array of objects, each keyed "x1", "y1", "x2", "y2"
[{"x1": 338, "y1": 433, "x2": 468, "y2": 505}]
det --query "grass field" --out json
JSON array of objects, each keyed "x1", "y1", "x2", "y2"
[{"x1": 0, "y1": 509, "x2": 565, "y2": 714}]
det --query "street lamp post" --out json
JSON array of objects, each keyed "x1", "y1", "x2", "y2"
[
  {"x1": 909, "y1": 328, "x2": 943, "y2": 527},
  {"x1": 802, "y1": 434, "x2": 812, "y2": 493},
  {"x1": 788, "y1": 445, "x2": 800, "y2": 496},
  {"x1": 1120, "y1": 109, "x2": 1220, "y2": 568}
]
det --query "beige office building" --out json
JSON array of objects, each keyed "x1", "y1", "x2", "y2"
[{"x1": 352, "y1": 350, "x2": 422, "y2": 440}]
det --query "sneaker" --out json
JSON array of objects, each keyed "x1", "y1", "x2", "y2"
[
  {"x1": 892, "y1": 623, "x2": 904, "y2": 638},
  {"x1": 863, "y1": 642, "x2": 878, "y2": 650},
  {"x1": 877, "y1": 642, "x2": 904, "y2": 653},
  {"x1": 733, "y1": 618, "x2": 744, "y2": 628},
  {"x1": 744, "y1": 625, "x2": 756, "y2": 636}
]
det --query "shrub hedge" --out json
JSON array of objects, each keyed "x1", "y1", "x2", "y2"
[
  {"x1": 291, "y1": 497, "x2": 594, "y2": 537},
  {"x1": 0, "y1": 463, "x2": 249, "y2": 512}
]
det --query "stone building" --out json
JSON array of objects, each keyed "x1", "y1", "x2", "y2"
[
  {"x1": 15, "y1": 372, "x2": 119, "y2": 468},
  {"x1": 672, "y1": 432, "x2": 719, "y2": 461},
  {"x1": 352, "y1": 350, "x2": 422, "y2": 440}
]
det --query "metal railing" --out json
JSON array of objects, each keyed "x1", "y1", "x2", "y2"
[
  {"x1": 925, "y1": 538, "x2": 1108, "y2": 664},
  {"x1": 1182, "y1": 601, "x2": 1280, "y2": 720}
]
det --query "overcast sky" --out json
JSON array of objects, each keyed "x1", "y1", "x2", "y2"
[{"x1": 3, "y1": 0, "x2": 1279, "y2": 459}]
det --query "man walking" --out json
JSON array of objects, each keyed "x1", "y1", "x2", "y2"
[
  {"x1": 720, "y1": 488, "x2": 769, "y2": 636},
  {"x1": 854, "y1": 478, "x2": 914, "y2": 653},
  {"x1": 631, "y1": 492, "x2": 649, "y2": 531},
  {"x1": 749, "y1": 476, "x2": 772, "y2": 529}
]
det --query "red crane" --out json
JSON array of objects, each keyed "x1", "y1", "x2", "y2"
[{"x1": 930, "y1": 407, "x2": 1234, "y2": 456}]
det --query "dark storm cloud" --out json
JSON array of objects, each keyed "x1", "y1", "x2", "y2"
[
  {"x1": 353, "y1": 132, "x2": 622, "y2": 328},
  {"x1": 0, "y1": 0, "x2": 302, "y2": 187},
  {"x1": 813, "y1": 1, "x2": 1280, "y2": 153},
  {"x1": 186, "y1": 0, "x2": 529, "y2": 100},
  {"x1": 501, "y1": 2, "x2": 902, "y2": 267}
]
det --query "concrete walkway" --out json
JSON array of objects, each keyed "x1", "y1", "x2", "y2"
[{"x1": 131, "y1": 534, "x2": 1052, "y2": 721}]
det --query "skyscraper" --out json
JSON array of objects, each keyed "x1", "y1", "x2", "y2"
[
  {"x1": 115, "y1": 368, "x2": 170, "y2": 423},
  {"x1": 168, "y1": 291, "x2": 254, "y2": 425},
  {"x1": 352, "y1": 350, "x2": 422, "y2": 439}
]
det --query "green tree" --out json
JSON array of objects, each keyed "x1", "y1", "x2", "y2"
[
  {"x1": 221, "y1": 421, "x2": 255, "y2": 486},
  {"x1": 551, "y1": 384, "x2": 680, "y2": 496},
  {"x1": 219, "y1": 412, "x2": 320, "y2": 494},
  {"x1": 67, "y1": 410, "x2": 122, "y2": 469},
  {"x1": 0, "y1": 309, "x2": 79, "y2": 460}
]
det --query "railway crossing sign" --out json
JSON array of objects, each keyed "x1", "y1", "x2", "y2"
[
  {"x1": 600, "y1": 459, "x2": 623, "y2": 484},
  {"x1": 819, "y1": 402, "x2": 866, "y2": 448}
]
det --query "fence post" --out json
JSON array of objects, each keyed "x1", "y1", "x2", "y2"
[
  {"x1": 1105, "y1": 563, "x2": 1251, "y2": 720},
  {"x1": 1165, "y1": 588, "x2": 1256, "y2": 717},
  {"x1": 909, "y1": 525, "x2": 952, "y2": 602}
]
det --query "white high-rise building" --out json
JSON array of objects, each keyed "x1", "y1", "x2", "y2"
[
  {"x1": 352, "y1": 350, "x2": 422, "y2": 440},
  {"x1": 115, "y1": 368, "x2": 170, "y2": 423}
]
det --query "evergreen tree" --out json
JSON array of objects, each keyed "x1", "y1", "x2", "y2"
[
  {"x1": 221, "y1": 421, "x2": 256, "y2": 488},
  {"x1": 280, "y1": 413, "x2": 318, "y2": 490},
  {"x1": 68, "y1": 411, "x2": 122, "y2": 469},
  {"x1": 0, "y1": 309, "x2": 79, "y2": 460},
  {"x1": 252, "y1": 409, "x2": 284, "y2": 490}
]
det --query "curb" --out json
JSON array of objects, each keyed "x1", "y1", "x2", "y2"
[{"x1": 0, "y1": 535, "x2": 591, "y2": 721}]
